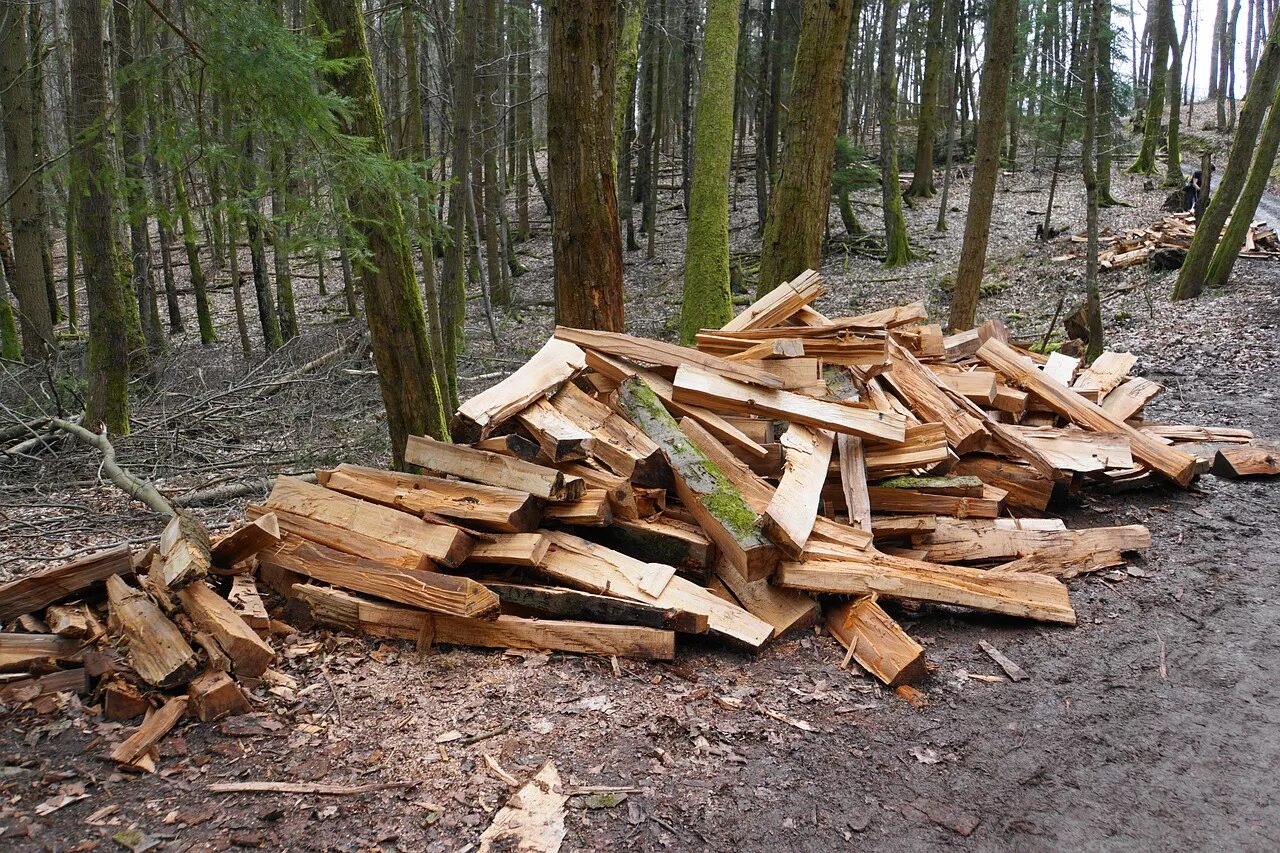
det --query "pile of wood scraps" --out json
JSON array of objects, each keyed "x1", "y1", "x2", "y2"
[
  {"x1": 4, "y1": 269, "x2": 1277, "y2": 769},
  {"x1": 1052, "y1": 212, "x2": 1280, "y2": 269}
]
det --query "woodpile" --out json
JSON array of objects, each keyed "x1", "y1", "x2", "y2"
[
  {"x1": 3, "y1": 269, "x2": 1277, "y2": 761},
  {"x1": 1052, "y1": 212, "x2": 1280, "y2": 269}
]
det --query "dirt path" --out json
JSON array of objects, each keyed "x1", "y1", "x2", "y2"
[{"x1": 3, "y1": 171, "x2": 1280, "y2": 850}]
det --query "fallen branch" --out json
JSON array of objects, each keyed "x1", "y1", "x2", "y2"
[
  {"x1": 207, "y1": 781, "x2": 415, "y2": 795},
  {"x1": 47, "y1": 419, "x2": 175, "y2": 517},
  {"x1": 171, "y1": 473, "x2": 317, "y2": 508},
  {"x1": 249, "y1": 333, "x2": 366, "y2": 400}
]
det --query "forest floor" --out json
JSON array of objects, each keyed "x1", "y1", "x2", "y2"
[{"x1": 3, "y1": 144, "x2": 1280, "y2": 850}]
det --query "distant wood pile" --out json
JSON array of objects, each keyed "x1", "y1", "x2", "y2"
[
  {"x1": 3, "y1": 269, "x2": 1278, "y2": 768},
  {"x1": 1053, "y1": 211, "x2": 1280, "y2": 269}
]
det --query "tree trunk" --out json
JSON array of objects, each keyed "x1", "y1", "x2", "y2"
[
  {"x1": 315, "y1": 0, "x2": 451, "y2": 461},
  {"x1": 753, "y1": 0, "x2": 773, "y2": 230},
  {"x1": 1174, "y1": 5, "x2": 1280, "y2": 301},
  {"x1": 1130, "y1": 0, "x2": 1169, "y2": 174},
  {"x1": 70, "y1": 0, "x2": 130, "y2": 433},
  {"x1": 271, "y1": 152, "x2": 298, "y2": 341},
  {"x1": 1163, "y1": 0, "x2": 1184, "y2": 187},
  {"x1": 906, "y1": 0, "x2": 947, "y2": 197},
  {"x1": 0, "y1": 7, "x2": 54, "y2": 359},
  {"x1": 515, "y1": 0, "x2": 534, "y2": 241},
  {"x1": 1082, "y1": 0, "x2": 1104, "y2": 361},
  {"x1": 757, "y1": 0, "x2": 856, "y2": 296},
  {"x1": 947, "y1": 0, "x2": 1019, "y2": 331},
  {"x1": 679, "y1": 0, "x2": 741, "y2": 343},
  {"x1": 878, "y1": 0, "x2": 912, "y2": 267},
  {"x1": 547, "y1": 0, "x2": 626, "y2": 331}
]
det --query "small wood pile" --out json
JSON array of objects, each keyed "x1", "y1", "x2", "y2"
[
  {"x1": 4, "y1": 269, "x2": 1278, "y2": 763},
  {"x1": 1053, "y1": 212, "x2": 1280, "y2": 269}
]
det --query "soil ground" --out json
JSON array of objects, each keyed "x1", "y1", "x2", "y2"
[{"x1": 2, "y1": 144, "x2": 1279, "y2": 851}]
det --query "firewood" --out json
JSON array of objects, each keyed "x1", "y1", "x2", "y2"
[
  {"x1": 584, "y1": 515, "x2": 716, "y2": 573},
  {"x1": 44, "y1": 604, "x2": 92, "y2": 638},
  {"x1": 541, "y1": 489, "x2": 614, "y2": 526},
  {"x1": 695, "y1": 332, "x2": 889, "y2": 368},
  {"x1": 452, "y1": 337, "x2": 587, "y2": 440},
  {"x1": 1211, "y1": 445, "x2": 1280, "y2": 478},
  {"x1": 517, "y1": 397, "x2": 596, "y2": 462},
  {"x1": 861, "y1": 423, "x2": 953, "y2": 477},
  {"x1": 936, "y1": 369, "x2": 998, "y2": 405},
  {"x1": 483, "y1": 582, "x2": 708, "y2": 633},
  {"x1": 292, "y1": 584, "x2": 676, "y2": 660},
  {"x1": 1003, "y1": 425, "x2": 1134, "y2": 472},
  {"x1": 548, "y1": 382, "x2": 667, "y2": 486},
  {"x1": 720, "y1": 268, "x2": 826, "y2": 331},
  {"x1": 712, "y1": 558, "x2": 817, "y2": 638},
  {"x1": 763, "y1": 424, "x2": 835, "y2": 556},
  {"x1": 911, "y1": 518, "x2": 1151, "y2": 566},
  {"x1": 612, "y1": 376, "x2": 779, "y2": 580},
  {"x1": 1100, "y1": 377, "x2": 1163, "y2": 421},
  {"x1": 106, "y1": 575, "x2": 199, "y2": 689},
  {"x1": 158, "y1": 513, "x2": 213, "y2": 590},
  {"x1": 265, "y1": 476, "x2": 474, "y2": 567},
  {"x1": 870, "y1": 515, "x2": 939, "y2": 539},
  {"x1": 472, "y1": 432, "x2": 543, "y2": 462},
  {"x1": 872, "y1": 475, "x2": 986, "y2": 497},
  {"x1": 556, "y1": 460, "x2": 643, "y2": 521},
  {"x1": 880, "y1": 339, "x2": 987, "y2": 453},
  {"x1": 1073, "y1": 351, "x2": 1137, "y2": 396},
  {"x1": 554, "y1": 325, "x2": 787, "y2": 388},
  {"x1": 176, "y1": 581, "x2": 275, "y2": 677},
  {"x1": 951, "y1": 455, "x2": 1055, "y2": 511},
  {"x1": 0, "y1": 633, "x2": 82, "y2": 672},
  {"x1": 672, "y1": 365, "x2": 907, "y2": 442},
  {"x1": 404, "y1": 434, "x2": 584, "y2": 502},
  {"x1": 865, "y1": 483, "x2": 1006, "y2": 519},
  {"x1": 103, "y1": 676, "x2": 149, "y2": 721},
  {"x1": 825, "y1": 596, "x2": 926, "y2": 686},
  {"x1": 261, "y1": 535, "x2": 500, "y2": 619},
  {"x1": 209, "y1": 513, "x2": 281, "y2": 572},
  {"x1": 187, "y1": 670, "x2": 250, "y2": 721},
  {"x1": 227, "y1": 576, "x2": 269, "y2": 633},
  {"x1": 977, "y1": 339, "x2": 1198, "y2": 486},
  {"x1": 0, "y1": 545, "x2": 132, "y2": 622},
  {"x1": 0, "y1": 668, "x2": 88, "y2": 705},
  {"x1": 248, "y1": 504, "x2": 430, "y2": 571},
  {"x1": 110, "y1": 695, "x2": 189, "y2": 767},
  {"x1": 464, "y1": 533, "x2": 551, "y2": 567},
  {"x1": 723, "y1": 338, "x2": 806, "y2": 361},
  {"x1": 322, "y1": 464, "x2": 543, "y2": 533},
  {"x1": 837, "y1": 434, "x2": 872, "y2": 533}
]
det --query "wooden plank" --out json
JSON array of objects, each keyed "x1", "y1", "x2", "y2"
[
  {"x1": 484, "y1": 582, "x2": 708, "y2": 633},
  {"x1": 404, "y1": 434, "x2": 584, "y2": 502},
  {"x1": 541, "y1": 489, "x2": 614, "y2": 526},
  {"x1": 465, "y1": 533, "x2": 551, "y2": 567},
  {"x1": 976, "y1": 338, "x2": 1198, "y2": 486},
  {"x1": 1073, "y1": 351, "x2": 1137, "y2": 396},
  {"x1": 548, "y1": 382, "x2": 667, "y2": 486},
  {"x1": 537, "y1": 532, "x2": 773, "y2": 649},
  {"x1": 0, "y1": 633, "x2": 81, "y2": 672},
  {"x1": 176, "y1": 580, "x2": 275, "y2": 677},
  {"x1": 452, "y1": 337, "x2": 587, "y2": 440},
  {"x1": 106, "y1": 575, "x2": 199, "y2": 688},
  {"x1": 265, "y1": 476, "x2": 474, "y2": 567},
  {"x1": 721, "y1": 268, "x2": 826, "y2": 331},
  {"x1": 158, "y1": 514, "x2": 212, "y2": 590},
  {"x1": 553, "y1": 326, "x2": 787, "y2": 388},
  {"x1": 292, "y1": 584, "x2": 675, "y2": 660},
  {"x1": 323, "y1": 464, "x2": 543, "y2": 533},
  {"x1": 517, "y1": 397, "x2": 596, "y2": 462},
  {"x1": 775, "y1": 551, "x2": 1076, "y2": 624},
  {"x1": 247, "y1": 504, "x2": 431, "y2": 572},
  {"x1": 1003, "y1": 424, "x2": 1134, "y2": 472},
  {"x1": 612, "y1": 376, "x2": 779, "y2": 580},
  {"x1": 837, "y1": 435, "x2": 873, "y2": 532},
  {"x1": 880, "y1": 339, "x2": 987, "y2": 453},
  {"x1": 210, "y1": 514, "x2": 281, "y2": 572},
  {"x1": 1100, "y1": 377, "x2": 1163, "y2": 420},
  {"x1": 865, "y1": 483, "x2": 1006, "y2": 518},
  {"x1": 585, "y1": 349, "x2": 769, "y2": 458},
  {"x1": 825, "y1": 596, "x2": 926, "y2": 686},
  {"x1": 261, "y1": 535, "x2": 500, "y2": 619},
  {"x1": 672, "y1": 366, "x2": 907, "y2": 442},
  {"x1": 110, "y1": 696, "x2": 189, "y2": 767},
  {"x1": 763, "y1": 424, "x2": 834, "y2": 556},
  {"x1": 912, "y1": 518, "x2": 1151, "y2": 565},
  {"x1": 0, "y1": 546, "x2": 133, "y2": 623},
  {"x1": 1211, "y1": 445, "x2": 1280, "y2": 478},
  {"x1": 713, "y1": 558, "x2": 817, "y2": 638}
]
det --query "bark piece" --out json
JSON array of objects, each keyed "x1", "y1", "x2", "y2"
[
  {"x1": 826, "y1": 596, "x2": 927, "y2": 686},
  {"x1": 0, "y1": 545, "x2": 132, "y2": 622},
  {"x1": 106, "y1": 575, "x2": 199, "y2": 688}
]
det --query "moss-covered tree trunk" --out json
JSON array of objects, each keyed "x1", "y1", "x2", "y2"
[
  {"x1": 614, "y1": 0, "x2": 644, "y2": 168},
  {"x1": 906, "y1": 0, "x2": 946, "y2": 198},
  {"x1": 547, "y1": 0, "x2": 625, "y2": 331},
  {"x1": 29, "y1": 1, "x2": 59, "y2": 329},
  {"x1": 315, "y1": 0, "x2": 450, "y2": 463},
  {"x1": 0, "y1": 8, "x2": 54, "y2": 359},
  {"x1": 679, "y1": 0, "x2": 740, "y2": 344},
  {"x1": 1130, "y1": 0, "x2": 1169, "y2": 174},
  {"x1": 514, "y1": 0, "x2": 534, "y2": 242},
  {"x1": 947, "y1": 0, "x2": 1019, "y2": 331},
  {"x1": 70, "y1": 0, "x2": 130, "y2": 433},
  {"x1": 270, "y1": 152, "x2": 298, "y2": 341},
  {"x1": 1163, "y1": 0, "x2": 1185, "y2": 188},
  {"x1": 1082, "y1": 0, "x2": 1105, "y2": 362},
  {"x1": 1174, "y1": 5, "x2": 1280, "y2": 301},
  {"x1": 878, "y1": 0, "x2": 912, "y2": 267},
  {"x1": 756, "y1": 0, "x2": 856, "y2": 297}
]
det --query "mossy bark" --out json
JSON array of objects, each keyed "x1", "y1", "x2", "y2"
[
  {"x1": 613, "y1": 0, "x2": 644, "y2": 168},
  {"x1": 316, "y1": 0, "x2": 451, "y2": 464},
  {"x1": 756, "y1": 0, "x2": 856, "y2": 297},
  {"x1": 906, "y1": 0, "x2": 946, "y2": 199},
  {"x1": 174, "y1": 168, "x2": 217, "y2": 345},
  {"x1": 547, "y1": 0, "x2": 625, "y2": 331},
  {"x1": 270, "y1": 151, "x2": 298, "y2": 341},
  {"x1": 1130, "y1": 0, "x2": 1169, "y2": 175},
  {"x1": 679, "y1": 0, "x2": 740, "y2": 344},
  {"x1": 0, "y1": 262, "x2": 20, "y2": 360},
  {"x1": 70, "y1": 0, "x2": 130, "y2": 433},
  {"x1": 1174, "y1": 5, "x2": 1280, "y2": 301},
  {"x1": 0, "y1": 9, "x2": 54, "y2": 359},
  {"x1": 948, "y1": 0, "x2": 1019, "y2": 331},
  {"x1": 878, "y1": 0, "x2": 912, "y2": 268},
  {"x1": 1163, "y1": 0, "x2": 1185, "y2": 188}
]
